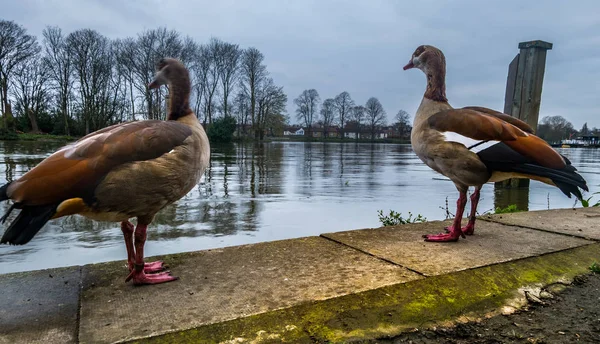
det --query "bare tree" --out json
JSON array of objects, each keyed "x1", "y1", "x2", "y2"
[
  {"x1": 114, "y1": 37, "x2": 141, "y2": 121},
  {"x1": 179, "y1": 36, "x2": 198, "y2": 65},
  {"x1": 240, "y1": 47, "x2": 267, "y2": 139},
  {"x1": 320, "y1": 98, "x2": 335, "y2": 137},
  {"x1": 0, "y1": 21, "x2": 285, "y2": 142},
  {"x1": 0, "y1": 20, "x2": 40, "y2": 129},
  {"x1": 42, "y1": 26, "x2": 73, "y2": 134},
  {"x1": 265, "y1": 111, "x2": 288, "y2": 137},
  {"x1": 189, "y1": 42, "x2": 208, "y2": 122},
  {"x1": 117, "y1": 28, "x2": 185, "y2": 120},
  {"x1": 257, "y1": 78, "x2": 287, "y2": 139},
  {"x1": 201, "y1": 39, "x2": 223, "y2": 124},
  {"x1": 233, "y1": 90, "x2": 249, "y2": 137},
  {"x1": 97, "y1": 41, "x2": 128, "y2": 127},
  {"x1": 333, "y1": 91, "x2": 354, "y2": 139},
  {"x1": 294, "y1": 89, "x2": 320, "y2": 137},
  {"x1": 12, "y1": 59, "x2": 50, "y2": 132},
  {"x1": 351, "y1": 105, "x2": 365, "y2": 141},
  {"x1": 66, "y1": 29, "x2": 113, "y2": 134},
  {"x1": 216, "y1": 41, "x2": 241, "y2": 117},
  {"x1": 364, "y1": 97, "x2": 386, "y2": 140},
  {"x1": 393, "y1": 109, "x2": 412, "y2": 139},
  {"x1": 537, "y1": 115, "x2": 576, "y2": 142}
]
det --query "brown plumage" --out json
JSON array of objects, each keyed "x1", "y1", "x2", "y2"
[
  {"x1": 0, "y1": 58, "x2": 210, "y2": 285},
  {"x1": 404, "y1": 45, "x2": 587, "y2": 242},
  {"x1": 428, "y1": 109, "x2": 528, "y2": 142},
  {"x1": 461, "y1": 106, "x2": 534, "y2": 133}
]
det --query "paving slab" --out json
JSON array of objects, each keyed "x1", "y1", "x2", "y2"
[
  {"x1": 322, "y1": 220, "x2": 592, "y2": 276},
  {"x1": 143, "y1": 244, "x2": 600, "y2": 344},
  {"x1": 78, "y1": 236, "x2": 421, "y2": 344},
  {"x1": 482, "y1": 207, "x2": 600, "y2": 240},
  {"x1": 0, "y1": 266, "x2": 81, "y2": 344}
]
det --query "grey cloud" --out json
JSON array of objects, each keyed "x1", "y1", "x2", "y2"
[{"x1": 3, "y1": 0, "x2": 599, "y2": 128}]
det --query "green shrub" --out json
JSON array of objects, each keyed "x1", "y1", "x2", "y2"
[
  {"x1": 0, "y1": 128, "x2": 18, "y2": 140},
  {"x1": 207, "y1": 116, "x2": 237, "y2": 143},
  {"x1": 377, "y1": 210, "x2": 427, "y2": 226},
  {"x1": 580, "y1": 192, "x2": 600, "y2": 207},
  {"x1": 494, "y1": 204, "x2": 522, "y2": 214}
]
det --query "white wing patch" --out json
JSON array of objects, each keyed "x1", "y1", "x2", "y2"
[
  {"x1": 443, "y1": 132, "x2": 479, "y2": 147},
  {"x1": 442, "y1": 132, "x2": 500, "y2": 153},
  {"x1": 470, "y1": 140, "x2": 501, "y2": 153}
]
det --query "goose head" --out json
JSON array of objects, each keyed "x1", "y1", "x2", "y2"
[
  {"x1": 148, "y1": 58, "x2": 189, "y2": 89},
  {"x1": 403, "y1": 45, "x2": 448, "y2": 102},
  {"x1": 403, "y1": 45, "x2": 446, "y2": 75},
  {"x1": 148, "y1": 58, "x2": 193, "y2": 119}
]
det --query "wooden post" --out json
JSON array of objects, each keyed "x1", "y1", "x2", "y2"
[
  {"x1": 496, "y1": 40, "x2": 552, "y2": 190},
  {"x1": 494, "y1": 40, "x2": 552, "y2": 211},
  {"x1": 511, "y1": 40, "x2": 553, "y2": 130}
]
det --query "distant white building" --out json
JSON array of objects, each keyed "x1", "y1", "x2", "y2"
[
  {"x1": 283, "y1": 127, "x2": 305, "y2": 136},
  {"x1": 344, "y1": 132, "x2": 358, "y2": 139}
]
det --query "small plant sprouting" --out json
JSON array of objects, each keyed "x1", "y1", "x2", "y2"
[
  {"x1": 494, "y1": 204, "x2": 522, "y2": 214},
  {"x1": 377, "y1": 210, "x2": 427, "y2": 226},
  {"x1": 438, "y1": 196, "x2": 454, "y2": 220},
  {"x1": 590, "y1": 262, "x2": 600, "y2": 274},
  {"x1": 579, "y1": 192, "x2": 600, "y2": 208}
]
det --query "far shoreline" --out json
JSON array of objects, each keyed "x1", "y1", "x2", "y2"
[{"x1": 1, "y1": 133, "x2": 410, "y2": 144}]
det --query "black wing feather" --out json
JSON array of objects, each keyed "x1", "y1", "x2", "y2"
[{"x1": 477, "y1": 142, "x2": 588, "y2": 200}]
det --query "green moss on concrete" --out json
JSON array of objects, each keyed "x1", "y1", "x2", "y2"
[{"x1": 127, "y1": 243, "x2": 599, "y2": 344}]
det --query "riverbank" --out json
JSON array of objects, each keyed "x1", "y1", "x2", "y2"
[
  {"x1": 266, "y1": 136, "x2": 410, "y2": 144},
  {"x1": 1, "y1": 132, "x2": 407, "y2": 144},
  {"x1": 1, "y1": 207, "x2": 598, "y2": 343},
  {"x1": 0, "y1": 132, "x2": 77, "y2": 142},
  {"x1": 230, "y1": 136, "x2": 410, "y2": 144}
]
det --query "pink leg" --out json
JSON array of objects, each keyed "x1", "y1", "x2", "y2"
[
  {"x1": 142, "y1": 261, "x2": 167, "y2": 273},
  {"x1": 444, "y1": 186, "x2": 482, "y2": 235},
  {"x1": 463, "y1": 186, "x2": 481, "y2": 235},
  {"x1": 121, "y1": 221, "x2": 135, "y2": 268},
  {"x1": 121, "y1": 221, "x2": 166, "y2": 274},
  {"x1": 125, "y1": 223, "x2": 178, "y2": 285},
  {"x1": 424, "y1": 191, "x2": 468, "y2": 242}
]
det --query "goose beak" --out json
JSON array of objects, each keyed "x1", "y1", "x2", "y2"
[
  {"x1": 403, "y1": 61, "x2": 415, "y2": 70},
  {"x1": 148, "y1": 80, "x2": 159, "y2": 89}
]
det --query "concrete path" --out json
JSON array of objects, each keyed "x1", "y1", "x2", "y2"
[{"x1": 1, "y1": 208, "x2": 599, "y2": 343}]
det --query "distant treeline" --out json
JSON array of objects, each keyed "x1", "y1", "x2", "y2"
[
  {"x1": 292, "y1": 89, "x2": 412, "y2": 141},
  {"x1": 0, "y1": 19, "x2": 414, "y2": 142},
  {"x1": 0, "y1": 19, "x2": 287, "y2": 140},
  {"x1": 5, "y1": 19, "x2": 577, "y2": 143},
  {"x1": 537, "y1": 116, "x2": 597, "y2": 143}
]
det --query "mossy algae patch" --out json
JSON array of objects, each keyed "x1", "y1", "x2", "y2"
[{"x1": 131, "y1": 244, "x2": 599, "y2": 344}]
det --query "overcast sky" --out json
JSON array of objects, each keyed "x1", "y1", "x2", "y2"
[{"x1": 3, "y1": 0, "x2": 599, "y2": 128}]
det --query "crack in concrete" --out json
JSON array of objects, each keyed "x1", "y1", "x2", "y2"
[{"x1": 319, "y1": 234, "x2": 427, "y2": 277}]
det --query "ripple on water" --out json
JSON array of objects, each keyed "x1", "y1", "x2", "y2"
[{"x1": 0, "y1": 141, "x2": 598, "y2": 274}]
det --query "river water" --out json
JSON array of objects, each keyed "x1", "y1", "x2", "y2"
[{"x1": 0, "y1": 140, "x2": 597, "y2": 274}]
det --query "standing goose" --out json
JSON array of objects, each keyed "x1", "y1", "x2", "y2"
[
  {"x1": 0, "y1": 58, "x2": 210, "y2": 285},
  {"x1": 403, "y1": 45, "x2": 587, "y2": 242}
]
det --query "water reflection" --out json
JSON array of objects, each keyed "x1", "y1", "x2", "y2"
[
  {"x1": 0, "y1": 141, "x2": 598, "y2": 274},
  {"x1": 493, "y1": 187, "x2": 530, "y2": 211}
]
